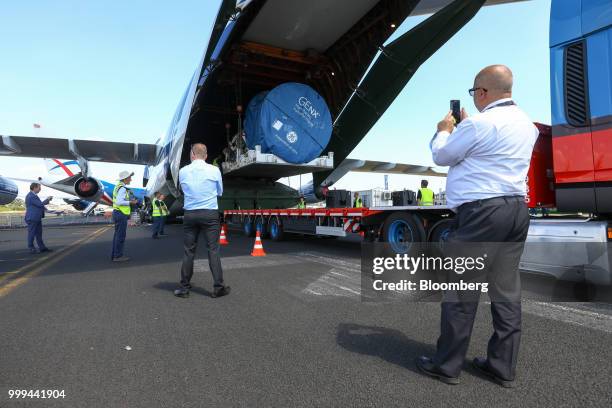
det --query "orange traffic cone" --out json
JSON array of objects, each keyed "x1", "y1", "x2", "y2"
[
  {"x1": 219, "y1": 224, "x2": 229, "y2": 245},
  {"x1": 250, "y1": 230, "x2": 266, "y2": 257}
]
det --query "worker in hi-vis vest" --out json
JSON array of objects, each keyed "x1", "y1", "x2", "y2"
[
  {"x1": 353, "y1": 192, "x2": 363, "y2": 208},
  {"x1": 152, "y1": 191, "x2": 170, "y2": 239},
  {"x1": 111, "y1": 170, "x2": 138, "y2": 262},
  {"x1": 297, "y1": 195, "x2": 306, "y2": 209},
  {"x1": 417, "y1": 179, "x2": 435, "y2": 206}
]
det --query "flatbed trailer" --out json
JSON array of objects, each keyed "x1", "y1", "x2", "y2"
[{"x1": 224, "y1": 205, "x2": 455, "y2": 253}]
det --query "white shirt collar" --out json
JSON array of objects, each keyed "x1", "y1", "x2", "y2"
[{"x1": 482, "y1": 97, "x2": 513, "y2": 112}]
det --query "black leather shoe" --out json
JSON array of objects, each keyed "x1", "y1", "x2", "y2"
[
  {"x1": 40, "y1": 248, "x2": 53, "y2": 253},
  {"x1": 211, "y1": 286, "x2": 231, "y2": 298},
  {"x1": 173, "y1": 288, "x2": 190, "y2": 298},
  {"x1": 415, "y1": 356, "x2": 460, "y2": 385},
  {"x1": 184, "y1": 283, "x2": 192, "y2": 290},
  {"x1": 472, "y1": 357, "x2": 515, "y2": 388},
  {"x1": 29, "y1": 248, "x2": 40, "y2": 254}
]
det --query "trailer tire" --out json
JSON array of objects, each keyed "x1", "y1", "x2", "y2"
[
  {"x1": 255, "y1": 217, "x2": 269, "y2": 238},
  {"x1": 428, "y1": 218, "x2": 454, "y2": 244},
  {"x1": 243, "y1": 217, "x2": 255, "y2": 237},
  {"x1": 381, "y1": 212, "x2": 426, "y2": 254},
  {"x1": 268, "y1": 217, "x2": 284, "y2": 241}
]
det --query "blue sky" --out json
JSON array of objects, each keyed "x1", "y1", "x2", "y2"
[{"x1": 0, "y1": 0, "x2": 551, "y2": 198}]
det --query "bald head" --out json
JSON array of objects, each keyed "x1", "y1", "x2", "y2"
[
  {"x1": 472, "y1": 65, "x2": 513, "y2": 111},
  {"x1": 190, "y1": 143, "x2": 208, "y2": 160},
  {"x1": 475, "y1": 65, "x2": 513, "y2": 93}
]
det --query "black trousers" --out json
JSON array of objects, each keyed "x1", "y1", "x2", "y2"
[
  {"x1": 180, "y1": 209, "x2": 225, "y2": 290},
  {"x1": 433, "y1": 196, "x2": 529, "y2": 381}
]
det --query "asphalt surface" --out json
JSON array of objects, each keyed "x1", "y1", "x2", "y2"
[{"x1": 0, "y1": 223, "x2": 611, "y2": 407}]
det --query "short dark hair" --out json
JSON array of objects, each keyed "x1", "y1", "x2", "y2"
[
  {"x1": 421, "y1": 180, "x2": 428, "y2": 187},
  {"x1": 191, "y1": 143, "x2": 207, "y2": 158},
  {"x1": 30, "y1": 182, "x2": 41, "y2": 191}
]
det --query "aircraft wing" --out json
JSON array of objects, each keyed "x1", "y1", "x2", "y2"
[
  {"x1": 9, "y1": 175, "x2": 81, "y2": 196},
  {"x1": 317, "y1": 158, "x2": 446, "y2": 188},
  {"x1": 344, "y1": 159, "x2": 446, "y2": 177},
  {"x1": 0, "y1": 135, "x2": 158, "y2": 165}
]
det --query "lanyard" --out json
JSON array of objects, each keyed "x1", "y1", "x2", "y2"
[{"x1": 482, "y1": 100, "x2": 515, "y2": 112}]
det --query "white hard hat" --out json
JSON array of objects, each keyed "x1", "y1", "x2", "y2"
[{"x1": 117, "y1": 170, "x2": 134, "y2": 180}]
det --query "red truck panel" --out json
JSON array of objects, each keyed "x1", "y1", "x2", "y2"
[
  {"x1": 527, "y1": 123, "x2": 556, "y2": 208},
  {"x1": 552, "y1": 130, "x2": 595, "y2": 184},
  {"x1": 593, "y1": 127, "x2": 612, "y2": 182}
]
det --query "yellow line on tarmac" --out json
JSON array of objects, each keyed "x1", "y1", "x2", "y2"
[{"x1": 0, "y1": 226, "x2": 110, "y2": 298}]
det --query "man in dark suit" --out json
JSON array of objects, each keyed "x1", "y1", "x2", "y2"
[{"x1": 25, "y1": 182, "x2": 53, "y2": 254}]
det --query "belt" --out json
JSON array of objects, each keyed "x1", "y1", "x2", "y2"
[{"x1": 458, "y1": 195, "x2": 524, "y2": 212}]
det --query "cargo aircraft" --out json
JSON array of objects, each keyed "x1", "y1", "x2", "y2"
[{"x1": 0, "y1": 0, "x2": 524, "y2": 214}]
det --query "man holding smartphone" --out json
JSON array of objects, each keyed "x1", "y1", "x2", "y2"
[{"x1": 416, "y1": 65, "x2": 539, "y2": 387}]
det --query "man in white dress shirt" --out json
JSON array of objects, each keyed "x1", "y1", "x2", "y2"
[
  {"x1": 416, "y1": 65, "x2": 538, "y2": 387},
  {"x1": 174, "y1": 143, "x2": 230, "y2": 298}
]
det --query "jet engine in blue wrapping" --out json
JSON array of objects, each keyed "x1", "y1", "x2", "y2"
[{"x1": 244, "y1": 83, "x2": 332, "y2": 164}]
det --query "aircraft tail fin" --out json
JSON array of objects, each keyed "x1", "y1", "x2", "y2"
[{"x1": 44, "y1": 158, "x2": 81, "y2": 178}]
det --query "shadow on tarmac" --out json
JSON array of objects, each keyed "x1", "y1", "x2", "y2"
[
  {"x1": 336, "y1": 323, "x2": 435, "y2": 375},
  {"x1": 153, "y1": 281, "x2": 213, "y2": 297}
]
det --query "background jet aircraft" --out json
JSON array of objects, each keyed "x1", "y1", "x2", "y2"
[
  {"x1": 8, "y1": 159, "x2": 146, "y2": 215},
  {"x1": 0, "y1": 0, "x2": 524, "y2": 214}
]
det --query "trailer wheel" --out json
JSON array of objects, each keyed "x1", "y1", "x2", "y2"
[
  {"x1": 428, "y1": 218, "x2": 454, "y2": 243},
  {"x1": 268, "y1": 217, "x2": 284, "y2": 241},
  {"x1": 255, "y1": 217, "x2": 269, "y2": 238},
  {"x1": 381, "y1": 212, "x2": 426, "y2": 254},
  {"x1": 243, "y1": 216, "x2": 255, "y2": 237}
]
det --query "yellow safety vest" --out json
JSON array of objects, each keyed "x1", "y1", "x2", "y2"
[
  {"x1": 160, "y1": 201, "x2": 169, "y2": 216},
  {"x1": 152, "y1": 198, "x2": 169, "y2": 217},
  {"x1": 419, "y1": 188, "x2": 434, "y2": 206},
  {"x1": 297, "y1": 200, "x2": 306, "y2": 209},
  {"x1": 113, "y1": 182, "x2": 131, "y2": 215},
  {"x1": 354, "y1": 197, "x2": 363, "y2": 208}
]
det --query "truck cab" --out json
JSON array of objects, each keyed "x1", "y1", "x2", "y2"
[
  {"x1": 549, "y1": 0, "x2": 612, "y2": 214},
  {"x1": 519, "y1": 0, "x2": 612, "y2": 292}
]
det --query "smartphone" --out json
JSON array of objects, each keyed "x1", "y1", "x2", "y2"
[{"x1": 450, "y1": 99, "x2": 461, "y2": 124}]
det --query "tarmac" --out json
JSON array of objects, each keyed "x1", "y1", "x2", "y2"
[{"x1": 1, "y1": 223, "x2": 611, "y2": 407}]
